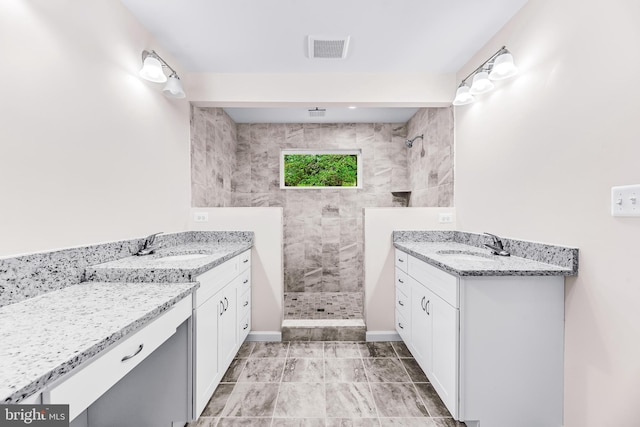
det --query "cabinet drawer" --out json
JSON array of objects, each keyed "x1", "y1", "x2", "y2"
[
  {"x1": 239, "y1": 312, "x2": 250, "y2": 343},
  {"x1": 395, "y1": 249, "x2": 408, "y2": 272},
  {"x1": 196, "y1": 255, "x2": 240, "y2": 307},
  {"x1": 238, "y1": 287, "x2": 251, "y2": 319},
  {"x1": 395, "y1": 268, "x2": 409, "y2": 296},
  {"x1": 408, "y1": 255, "x2": 458, "y2": 308},
  {"x1": 238, "y1": 269, "x2": 251, "y2": 297},
  {"x1": 239, "y1": 250, "x2": 251, "y2": 273},
  {"x1": 396, "y1": 284, "x2": 410, "y2": 320},
  {"x1": 396, "y1": 309, "x2": 410, "y2": 342},
  {"x1": 47, "y1": 297, "x2": 191, "y2": 421}
]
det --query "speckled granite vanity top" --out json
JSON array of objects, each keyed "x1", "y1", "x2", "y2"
[
  {"x1": 394, "y1": 230, "x2": 578, "y2": 277},
  {"x1": 0, "y1": 281, "x2": 197, "y2": 404},
  {"x1": 85, "y1": 241, "x2": 252, "y2": 282}
]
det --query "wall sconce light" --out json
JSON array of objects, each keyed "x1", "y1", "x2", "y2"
[
  {"x1": 453, "y1": 46, "x2": 518, "y2": 106},
  {"x1": 139, "y1": 50, "x2": 186, "y2": 99}
]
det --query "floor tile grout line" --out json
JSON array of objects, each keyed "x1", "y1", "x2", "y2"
[
  {"x1": 197, "y1": 342, "x2": 460, "y2": 427},
  {"x1": 409, "y1": 370, "x2": 433, "y2": 418},
  {"x1": 269, "y1": 342, "x2": 290, "y2": 423},
  {"x1": 322, "y1": 341, "x2": 327, "y2": 423},
  {"x1": 362, "y1": 344, "x2": 382, "y2": 423},
  {"x1": 214, "y1": 342, "x2": 255, "y2": 421},
  {"x1": 392, "y1": 343, "x2": 435, "y2": 418}
]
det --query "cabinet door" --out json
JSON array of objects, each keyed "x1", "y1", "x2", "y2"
[
  {"x1": 195, "y1": 294, "x2": 221, "y2": 417},
  {"x1": 410, "y1": 278, "x2": 433, "y2": 373},
  {"x1": 218, "y1": 284, "x2": 237, "y2": 368},
  {"x1": 430, "y1": 296, "x2": 459, "y2": 417}
]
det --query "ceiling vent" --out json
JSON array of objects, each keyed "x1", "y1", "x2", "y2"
[
  {"x1": 308, "y1": 36, "x2": 350, "y2": 59},
  {"x1": 308, "y1": 108, "x2": 326, "y2": 118}
]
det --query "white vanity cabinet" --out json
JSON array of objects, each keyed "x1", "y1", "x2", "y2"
[
  {"x1": 396, "y1": 250, "x2": 459, "y2": 418},
  {"x1": 395, "y1": 248, "x2": 565, "y2": 427},
  {"x1": 194, "y1": 249, "x2": 251, "y2": 418},
  {"x1": 45, "y1": 296, "x2": 193, "y2": 426}
]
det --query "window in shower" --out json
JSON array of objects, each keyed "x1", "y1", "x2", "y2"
[{"x1": 280, "y1": 149, "x2": 362, "y2": 189}]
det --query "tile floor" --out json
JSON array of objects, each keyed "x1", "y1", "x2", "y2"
[{"x1": 189, "y1": 341, "x2": 466, "y2": 427}]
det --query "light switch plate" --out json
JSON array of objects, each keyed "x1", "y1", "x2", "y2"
[
  {"x1": 611, "y1": 184, "x2": 640, "y2": 217},
  {"x1": 194, "y1": 212, "x2": 209, "y2": 222}
]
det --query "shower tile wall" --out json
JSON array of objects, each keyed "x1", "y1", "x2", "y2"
[
  {"x1": 406, "y1": 107, "x2": 454, "y2": 207},
  {"x1": 191, "y1": 106, "x2": 238, "y2": 207},
  {"x1": 232, "y1": 123, "x2": 408, "y2": 293},
  {"x1": 190, "y1": 107, "x2": 455, "y2": 294}
]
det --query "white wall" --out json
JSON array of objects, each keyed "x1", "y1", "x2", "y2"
[
  {"x1": 188, "y1": 208, "x2": 283, "y2": 333},
  {"x1": 0, "y1": 1, "x2": 191, "y2": 256},
  {"x1": 364, "y1": 207, "x2": 456, "y2": 333},
  {"x1": 454, "y1": 0, "x2": 640, "y2": 425},
  {"x1": 187, "y1": 72, "x2": 455, "y2": 107}
]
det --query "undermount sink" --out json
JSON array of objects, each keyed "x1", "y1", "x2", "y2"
[
  {"x1": 156, "y1": 254, "x2": 209, "y2": 262},
  {"x1": 435, "y1": 250, "x2": 496, "y2": 262}
]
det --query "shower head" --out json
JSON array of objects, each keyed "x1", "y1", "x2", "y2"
[{"x1": 405, "y1": 134, "x2": 423, "y2": 148}]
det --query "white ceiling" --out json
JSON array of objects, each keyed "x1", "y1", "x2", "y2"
[{"x1": 120, "y1": 0, "x2": 528, "y2": 122}]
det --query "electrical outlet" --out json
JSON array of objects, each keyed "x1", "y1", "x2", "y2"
[
  {"x1": 438, "y1": 212, "x2": 454, "y2": 223},
  {"x1": 611, "y1": 184, "x2": 640, "y2": 217},
  {"x1": 194, "y1": 212, "x2": 209, "y2": 222}
]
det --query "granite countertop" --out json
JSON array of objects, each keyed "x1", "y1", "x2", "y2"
[
  {"x1": 0, "y1": 281, "x2": 198, "y2": 404},
  {"x1": 85, "y1": 241, "x2": 252, "y2": 283},
  {"x1": 394, "y1": 241, "x2": 575, "y2": 277}
]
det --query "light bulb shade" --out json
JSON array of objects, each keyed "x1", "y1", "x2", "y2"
[
  {"x1": 469, "y1": 71, "x2": 494, "y2": 95},
  {"x1": 162, "y1": 75, "x2": 186, "y2": 98},
  {"x1": 139, "y1": 56, "x2": 167, "y2": 83},
  {"x1": 452, "y1": 85, "x2": 475, "y2": 106},
  {"x1": 489, "y1": 52, "x2": 518, "y2": 81}
]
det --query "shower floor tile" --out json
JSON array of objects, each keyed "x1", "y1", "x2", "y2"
[{"x1": 284, "y1": 292, "x2": 364, "y2": 320}]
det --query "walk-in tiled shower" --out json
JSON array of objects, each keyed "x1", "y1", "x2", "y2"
[{"x1": 190, "y1": 107, "x2": 454, "y2": 327}]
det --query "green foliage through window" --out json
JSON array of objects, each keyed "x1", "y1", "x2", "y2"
[{"x1": 283, "y1": 154, "x2": 358, "y2": 187}]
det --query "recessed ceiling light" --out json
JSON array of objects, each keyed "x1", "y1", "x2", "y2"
[{"x1": 348, "y1": 106, "x2": 357, "y2": 109}]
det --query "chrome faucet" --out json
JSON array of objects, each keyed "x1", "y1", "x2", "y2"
[
  {"x1": 136, "y1": 232, "x2": 163, "y2": 256},
  {"x1": 484, "y1": 232, "x2": 510, "y2": 256}
]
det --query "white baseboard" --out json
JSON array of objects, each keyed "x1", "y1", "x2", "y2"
[
  {"x1": 246, "y1": 331, "x2": 282, "y2": 342},
  {"x1": 366, "y1": 331, "x2": 401, "y2": 342}
]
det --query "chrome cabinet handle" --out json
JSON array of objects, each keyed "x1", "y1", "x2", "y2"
[
  {"x1": 398, "y1": 258, "x2": 404, "y2": 263},
  {"x1": 398, "y1": 278, "x2": 404, "y2": 283},
  {"x1": 121, "y1": 344, "x2": 144, "y2": 362},
  {"x1": 243, "y1": 323, "x2": 249, "y2": 330},
  {"x1": 426, "y1": 300, "x2": 430, "y2": 315},
  {"x1": 243, "y1": 300, "x2": 249, "y2": 307},
  {"x1": 243, "y1": 279, "x2": 249, "y2": 284},
  {"x1": 224, "y1": 297, "x2": 229, "y2": 311},
  {"x1": 220, "y1": 301, "x2": 224, "y2": 316},
  {"x1": 243, "y1": 259, "x2": 249, "y2": 263},
  {"x1": 398, "y1": 322, "x2": 404, "y2": 329},
  {"x1": 421, "y1": 296, "x2": 426, "y2": 311},
  {"x1": 398, "y1": 300, "x2": 404, "y2": 306}
]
